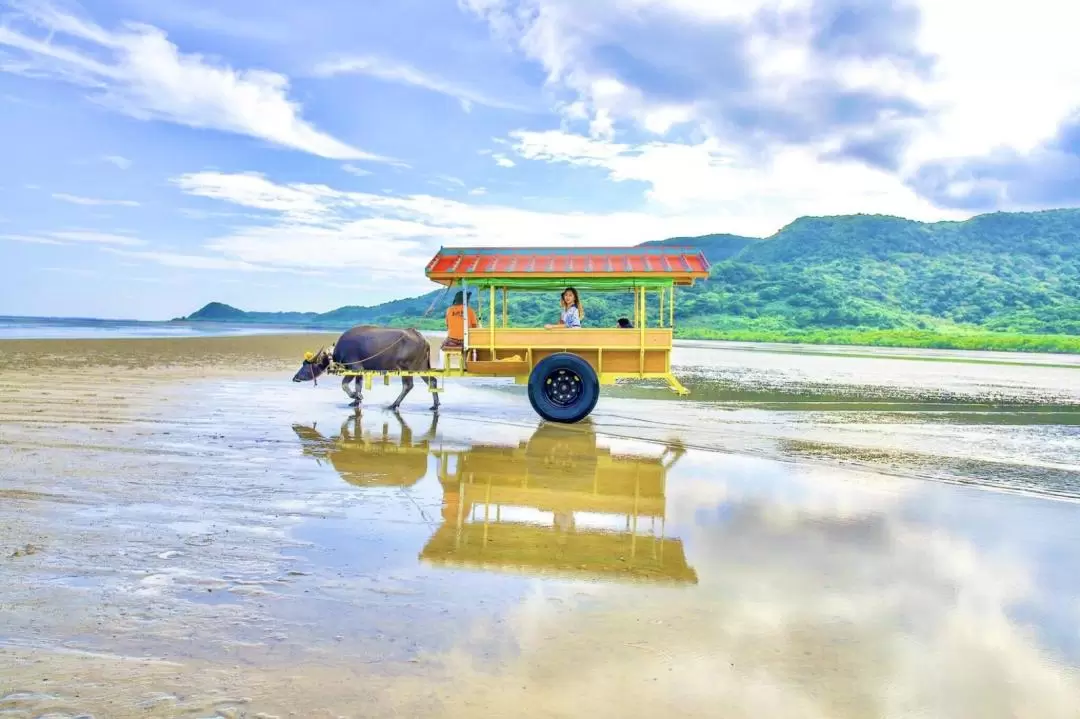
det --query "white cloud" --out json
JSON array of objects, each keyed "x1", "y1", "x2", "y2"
[
  {"x1": 52, "y1": 192, "x2": 140, "y2": 207},
  {"x1": 102, "y1": 247, "x2": 282, "y2": 272},
  {"x1": 508, "y1": 129, "x2": 964, "y2": 235},
  {"x1": 179, "y1": 208, "x2": 266, "y2": 220},
  {"x1": 102, "y1": 154, "x2": 131, "y2": 169},
  {"x1": 903, "y1": 0, "x2": 1080, "y2": 164},
  {"x1": 42, "y1": 266, "x2": 98, "y2": 276},
  {"x1": 493, "y1": 154, "x2": 515, "y2": 168},
  {"x1": 49, "y1": 230, "x2": 145, "y2": 246},
  {"x1": 0, "y1": 1, "x2": 386, "y2": 161},
  {"x1": 312, "y1": 54, "x2": 531, "y2": 113},
  {"x1": 469, "y1": 187, "x2": 487, "y2": 196},
  {"x1": 1, "y1": 233, "x2": 65, "y2": 245},
  {"x1": 462, "y1": 0, "x2": 1080, "y2": 213},
  {"x1": 168, "y1": 169, "x2": 781, "y2": 281},
  {"x1": 1, "y1": 230, "x2": 144, "y2": 246},
  {"x1": 341, "y1": 163, "x2": 373, "y2": 177}
]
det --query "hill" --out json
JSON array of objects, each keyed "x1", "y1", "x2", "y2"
[{"x1": 176, "y1": 209, "x2": 1080, "y2": 353}]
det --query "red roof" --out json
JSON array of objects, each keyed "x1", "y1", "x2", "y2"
[{"x1": 425, "y1": 246, "x2": 710, "y2": 286}]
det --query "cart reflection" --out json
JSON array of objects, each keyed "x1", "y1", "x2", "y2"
[
  {"x1": 292, "y1": 413, "x2": 697, "y2": 585},
  {"x1": 423, "y1": 420, "x2": 697, "y2": 585}
]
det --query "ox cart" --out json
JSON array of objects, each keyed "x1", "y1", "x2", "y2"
[{"x1": 315, "y1": 245, "x2": 710, "y2": 423}]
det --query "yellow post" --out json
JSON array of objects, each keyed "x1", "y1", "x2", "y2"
[
  {"x1": 659, "y1": 286, "x2": 665, "y2": 328},
  {"x1": 489, "y1": 285, "x2": 496, "y2": 357},
  {"x1": 501, "y1": 286, "x2": 508, "y2": 328},
  {"x1": 669, "y1": 285, "x2": 674, "y2": 328},
  {"x1": 638, "y1": 286, "x2": 646, "y2": 374}
]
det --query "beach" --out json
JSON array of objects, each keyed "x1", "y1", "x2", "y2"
[{"x1": 2, "y1": 333, "x2": 1080, "y2": 718}]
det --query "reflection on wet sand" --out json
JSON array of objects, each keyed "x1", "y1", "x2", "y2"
[
  {"x1": 293, "y1": 412, "x2": 698, "y2": 584},
  {"x1": 292, "y1": 411, "x2": 438, "y2": 488},
  {"x1": 423, "y1": 420, "x2": 697, "y2": 584}
]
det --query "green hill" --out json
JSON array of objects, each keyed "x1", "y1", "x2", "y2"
[{"x1": 177, "y1": 208, "x2": 1080, "y2": 353}]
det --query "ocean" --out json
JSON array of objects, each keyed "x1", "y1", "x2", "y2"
[{"x1": 0, "y1": 316, "x2": 330, "y2": 340}]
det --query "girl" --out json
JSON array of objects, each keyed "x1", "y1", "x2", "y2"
[{"x1": 546, "y1": 287, "x2": 583, "y2": 329}]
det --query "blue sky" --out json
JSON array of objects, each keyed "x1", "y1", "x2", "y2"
[{"x1": 1, "y1": 0, "x2": 1078, "y2": 319}]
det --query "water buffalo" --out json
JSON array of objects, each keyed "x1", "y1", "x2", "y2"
[{"x1": 292, "y1": 325, "x2": 439, "y2": 411}]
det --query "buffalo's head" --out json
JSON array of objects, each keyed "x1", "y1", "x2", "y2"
[{"x1": 293, "y1": 346, "x2": 332, "y2": 383}]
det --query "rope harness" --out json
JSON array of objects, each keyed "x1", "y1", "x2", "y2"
[
  {"x1": 307, "y1": 334, "x2": 410, "y2": 388},
  {"x1": 332, "y1": 334, "x2": 408, "y2": 370},
  {"x1": 304, "y1": 285, "x2": 451, "y2": 387},
  {"x1": 422, "y1": 284, "x2": 452, "y2": 317}
]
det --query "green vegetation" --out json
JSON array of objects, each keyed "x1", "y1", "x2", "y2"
[
  {"x1": 176, "y1": 208, "x2": 1080, "y2": 354},
  {"x1": 678, "y1": 328, "x2": 1080, "y2": 354}
]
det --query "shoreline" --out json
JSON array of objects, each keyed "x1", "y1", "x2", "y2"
[
  {"x1": 5, "y1": 315, "x2": 1080, "y2": 356},
  {"x1": 3, "y1": 330, "x2": 1079, "y2": 371}
]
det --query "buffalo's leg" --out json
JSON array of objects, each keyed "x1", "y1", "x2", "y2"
[
  {"x1": 421, "y1": 376, "x2": 440, "y2": 412},
  {"x1": 342, "y1": 376, "x2": 362, "y2": 406},
  {"x1": 388, "y1": 376, "x2": 414, "y2": 410}
]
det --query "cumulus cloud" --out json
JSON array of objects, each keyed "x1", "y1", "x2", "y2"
[
  {"x1": 0, "y1": 1, "x2": 385, "y2": 161},
  {"x1": 508, "y1": 129, "x2": 961, "y2": 233},
  {"x1": 462, "y1": 0, "x2": 932, "y2": 170},
  {"x1": 910, "y1": 115, "x2": 1080, "y2": 211},
  {"x1": 169, "y1": 169, "x2": 790, "y2": 280},
  {"x1": 462, "y1": 0, "x2": 1080, "y2": 211}
]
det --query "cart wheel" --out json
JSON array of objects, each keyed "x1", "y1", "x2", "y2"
[{"x1": 527, "y1": 352, "x2": 600, "y2": 423}]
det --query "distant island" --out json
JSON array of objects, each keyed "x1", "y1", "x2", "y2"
[{"x1": 175, "y1": 209, "x2": 1080, "y2": 354}]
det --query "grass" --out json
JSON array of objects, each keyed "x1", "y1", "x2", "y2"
[{"x1": 675, "y1": 327, "x2": 1080, "y2": 355}]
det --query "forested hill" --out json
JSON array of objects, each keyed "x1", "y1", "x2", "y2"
[{"x1": 177, "y1": 208, "x2": 1080, "y2": 339}]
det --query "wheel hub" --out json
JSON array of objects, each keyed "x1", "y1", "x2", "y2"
[{"x1": 544, "y1": 368, "x2": 582, "y2": 407}]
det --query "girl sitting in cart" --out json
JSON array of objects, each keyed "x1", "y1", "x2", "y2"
[{"x1": 546, "y1": 287, "x2": 583, "y2": 329}]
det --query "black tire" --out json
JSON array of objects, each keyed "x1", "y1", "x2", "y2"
[{"x1": 527, "y1": 352, "x2": 600, "y2": 424}]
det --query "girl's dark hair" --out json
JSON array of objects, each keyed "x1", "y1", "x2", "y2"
[{"x1": 562, "y1": 286, "x2": 583, "y2": 318}]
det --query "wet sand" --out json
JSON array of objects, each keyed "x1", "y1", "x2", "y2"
[{"x1": 2, "y1": 335, "x2": 1080, "y2": 718}]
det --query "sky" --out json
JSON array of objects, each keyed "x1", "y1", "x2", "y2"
[{"x1": 1, "y1": 0, "x2": 1078, "y2": 320}]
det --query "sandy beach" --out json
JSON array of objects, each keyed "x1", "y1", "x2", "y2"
[{"x1": 2, "y1": 334, "x2": 1080, "y2": 718}]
